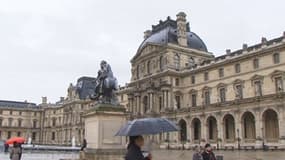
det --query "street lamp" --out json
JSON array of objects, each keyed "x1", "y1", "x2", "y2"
[{"x1": 237, "y1": 129, "x2": 240, "y2": 150}]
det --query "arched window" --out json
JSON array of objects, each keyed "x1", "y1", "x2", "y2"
[
  {"x1": 174, "y1": 54, "x2": 180, "y2": 70},
  {"x1": 253, "y1": 58, "x2": 259, "y2": 69}
]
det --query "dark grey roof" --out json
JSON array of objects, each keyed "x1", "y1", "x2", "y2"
[
  {"x1": 76, "y1": 76, "x2": 96, "y2": 100},
  {"x1": 137, "y1": 17, "x2": 208, "y2": 53},
  {"x1": 0, "y1": 100, "x2": 39, "y2": 109}
]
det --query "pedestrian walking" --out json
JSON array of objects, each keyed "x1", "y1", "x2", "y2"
[
  {"x1": 4, "y1": 142, "x2": 9, "y2": 152},
  {"x1": 81, "y1": 139, "x2": 87, "y2": 151},
  {"x1": 125, "y1": 135, "x2": 152, "y2": 160},
  {"x1": 202, "y1": 143, "x2": 216, "y2": 160},
  {"x1": 10, "y1": 142, "x2": 21, "y2": 160},
  {"x1": 193, "y1": 145, "x2": 203, "y2": 160}
]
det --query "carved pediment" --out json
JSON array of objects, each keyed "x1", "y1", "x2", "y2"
[
  {"x1": 188, "y1": 89, "x2": 198, "y2": 94},
  {"x1": 233, "y1": 79, "x2": 244, "y2": 85},
  {"x1": 270, "y1": 70, "x2": 285, "y2": 78},
  {"x1": 250, "y1": 74, "x2": 264, "y2": 81},
  {"x1": 216, "y1": 83, "x2": 227, "y2": 88}
]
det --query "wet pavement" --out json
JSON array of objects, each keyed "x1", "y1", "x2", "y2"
[{"x1": 0, "y1": 150, "x2": 284, "y2": 160}]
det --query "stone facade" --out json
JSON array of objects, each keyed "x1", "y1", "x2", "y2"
[
  {"x1": 0, "y1": 12, "x2": 285, "y2": 150},
  {"x1": 118, "y1": 12, "x2": 285, "y2": 149}
]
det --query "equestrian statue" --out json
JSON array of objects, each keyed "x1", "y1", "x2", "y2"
[{"x1": 91, "y1": 60, "x2": 119, "y2": 104}]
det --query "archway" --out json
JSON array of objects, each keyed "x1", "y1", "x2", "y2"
[
  {"x1": 242, "y1": 112, "x2": 256, "y2": 140},
  {"x1": 207, "y1": 116, "x2": 217, "y2": 141},
  {"x1": 178, "y1": 119, "x2": 187, "y2": 142},
  {"x1": 223, "y1": 114, "x2": 235, "y2": 141},
  {"x1": 263, "y1": 109, "x2": 279, "y2": 142},
  {"x1": 191, "y1": 118, "x2": 201, "y2": 141}
]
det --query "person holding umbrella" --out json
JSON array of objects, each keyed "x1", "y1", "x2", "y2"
[
  {"x1": 10, "y1": 142, "x2": 21, "y2": 160},
  {"x1": 116, "y1": 118, "x2": 179, "y2": 160},
  {"x1": 125, "y1": 136, "x2": 152, "y2": 160}
]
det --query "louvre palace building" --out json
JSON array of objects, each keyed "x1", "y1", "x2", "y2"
[{"x1": 1, "y1": 12, "x2": 285, "y2": 149}]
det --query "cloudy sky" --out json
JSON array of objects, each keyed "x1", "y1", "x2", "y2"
[{"x1": 0, "y1": 0, "x2": 284, "y2": 104}]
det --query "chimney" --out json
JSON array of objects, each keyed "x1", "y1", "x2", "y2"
[
  {"x1": 242, "y1": 43, "x2": 248, "y2": 50},
  {"x1": 42, "y1": 97, "x2": 47, "y2": 104},
  {"x1": 261, "y1": 37, "x2": 267, "y2": 44},
  {"x1": 60, "y1": 97, "x2": 65, "y2": 102},
  {"x1": 176, "y1": 12, "x2": 188, "y2": 46},
  {"x1": 226, "y1": 49, "x2": 231, "y2": 55},
  {"x1": 144, "y1": 30, "x2": 152, "y2": 39}
]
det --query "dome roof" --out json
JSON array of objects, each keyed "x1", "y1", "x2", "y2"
[{"x1": 137, "y1": 17, "x2": 208, "y2": 53}]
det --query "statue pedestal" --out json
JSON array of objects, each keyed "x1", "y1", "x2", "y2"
[{"x1": 82, "y1": 104, "x2": 127, "y2": 160}]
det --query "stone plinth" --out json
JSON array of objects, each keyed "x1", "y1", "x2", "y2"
[{"x1": 82, "y1": 104, "x2": 127, "y2": 160}]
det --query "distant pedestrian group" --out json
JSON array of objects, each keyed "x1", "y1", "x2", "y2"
[{"x1": 193, "y1": 143, "x2": 216, "y2": 160}]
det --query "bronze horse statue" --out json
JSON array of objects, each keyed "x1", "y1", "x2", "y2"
[{"x1": 91, "y1": 60, "x2": 118, "y2": 104}]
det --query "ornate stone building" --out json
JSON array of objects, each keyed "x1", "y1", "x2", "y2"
[
  {"x1": 118, "y1": 12, "x2": 285, "y2": 149},
  {"x1": 0, "y1": 12, "x2": 284, "y2": 150}
]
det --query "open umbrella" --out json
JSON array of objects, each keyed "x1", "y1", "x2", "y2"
[
  {"x1": 115, "y1": 118, "x2": 179, "y2": 136},
  {"x1": 5, "y1": 137, "x2": 25, "y2": 145}
]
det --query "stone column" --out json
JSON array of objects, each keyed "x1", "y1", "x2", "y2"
[
  {"x1": 201, "y1": 118, "x2": 207, "y2": 141},
  {"x1": 235, "y1": 111, "x2": 242, "y2": 149},
  {"x1": 217, "y1": 115, "x2": 224, "y2": 147},
  {"x1": 163, "y1": 90, "x2": 167, "y2": 109},
  {"x1": 278, "y1": 107, "x2": 285, "y2": 148},
  {"x1": 254, "y1": 108, "x2": 263, "y2": 149}
]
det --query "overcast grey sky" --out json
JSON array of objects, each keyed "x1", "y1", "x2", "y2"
[{"x1": 0, "y1": 0, "x2": 284, "y2": 104}]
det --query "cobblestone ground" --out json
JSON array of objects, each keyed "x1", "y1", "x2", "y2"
[{"x1": 1, "y1": 150, "x2": 285, "y2": 160}]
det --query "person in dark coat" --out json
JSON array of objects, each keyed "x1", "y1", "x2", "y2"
[
  {"x1": 81, "y1": 139, "x2": 87, "y2": 151},
  {"x1": 202, "y1": 143, "x2": 216, "y2": 160},
  {"x1": 192, "y1": 145, "x2": 203, "y2": 160},
  {"x1": 125, "y1": 135, "x2": 151, "y2": 160},
  {"x1": 4, "y1": 142, "x2": 9, "y2": 152}
]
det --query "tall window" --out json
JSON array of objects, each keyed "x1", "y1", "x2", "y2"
[
  {"x1": 0, "y1": 119, "x2": 2, "y2": 127},
  {"x1": 273, "y1": 53, "x2": 280, "y2": 64},
  {"x1": 254, "y1": 81, "x2": 262, "y2": 96},
  {"x1": 33, "y1": 120, "x2": 37, "y2": 128},
  {"x1": 32, "y1": 132, "x2": 36, "y2": 141},
  {"x1": 10, "y1": 110, "x2": 13, "y2": 115},
  {"x1": 19, "y1": 111, "x2": 22, "y2": 116},
  {"x1": 275, "y1": 77, "x2": 283, "y2": 93},
  {"x1": 159, "y1": 97, "x2": 162, "y2": 111},
  {"x1": 253, "y1": 58, "x2": 259, "y2": 69},
  {"x1": 235, "y1": 84, "x2": 243, "y2": 99},
  {"x1": 192, "y1": 94, "x2": 197, "y2": 107},
  {"x1": 191, "y1": 75, "x2": 195, "y2": 84},
  {"x1": 18, "y1": 119, "x2": 22, "y2": 127},
  {"x1": 204, "y1": 91, "x2": 210, "y2": 105},
  {"x1": 174, "y1": 54, "x2": 180, "y2": 70},
  {"x1": 52, "y1": 118, "x2": 56, "y2": 127},
  {"x1": 52, "y1": 132, "x2": 55, "y2": 140},
  {"x1": 204, "y1": 72, "x2": 209, "y2": 81},
  {"x1": 0, "y1": 110, "x2": 2, "y2": 114},
  {"x1": 136, "y1": 65, "x2": 140, "y2": 79},
  {"x1": 219, "y1": 68, "x2": 224, "y2": 78},
  {"x1": 235, "y1": 63, "x2": 241, "y2": 73},
  {"x1": 7, "y1": 131, "x2": 11, "y2": 139},
  {"x1": 219, "y1": 88, "x2": 226, "y2": 102},
  {"x1": 147, "y1": 61, "x2": 151, "y2": 74},
  {"x1": 175, "y1": 78, "x2": 180, "y2": 86},
  {"x1": 175, "y1": 96, "x2": 181, "y2": 109},
  {"x1": 159, "y1": 56, "x2": 164, "y2": 70},
  {"x1": 8, "y1": 118, "x2": 13, "y2": 127},
  {"x1": 17, "y1": 132, "x2": 21, "y2": 137}
]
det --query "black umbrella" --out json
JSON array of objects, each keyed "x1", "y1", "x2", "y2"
[{"x1": 115, "y1": 118, "x2": 179, "y2": 136}]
